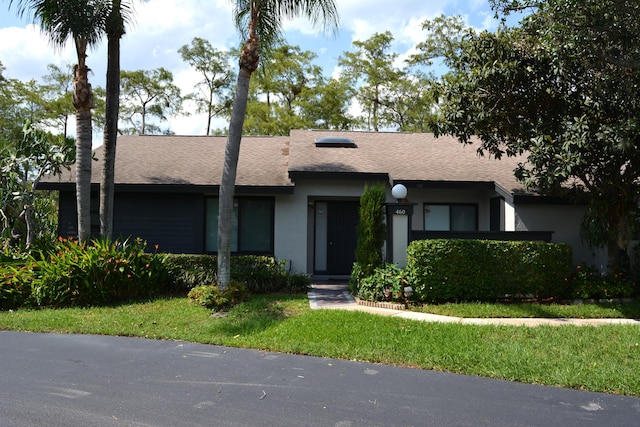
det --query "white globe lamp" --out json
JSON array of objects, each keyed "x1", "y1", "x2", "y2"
[{"x1": 391, "y1": 184, "x2": 407, "y2": 202}]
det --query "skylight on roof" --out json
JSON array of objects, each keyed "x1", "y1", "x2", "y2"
[{"x1": 314, "y1": 136, "x2": 357, "y2": 148}]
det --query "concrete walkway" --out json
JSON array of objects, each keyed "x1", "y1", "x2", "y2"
[{"x1": 308, "y1": 281, "x2": 640, "y2": 327}]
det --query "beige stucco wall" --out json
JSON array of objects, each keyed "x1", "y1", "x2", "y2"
[
  {"x1": 515, "y1": 203, "x2": 607, "y2": 269},
  {"x1": 274, "y1": 179, "x2": 376, "y2": 275}
]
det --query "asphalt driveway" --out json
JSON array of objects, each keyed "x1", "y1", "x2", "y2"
[{"x1": 1, "y1": 331, "x2": 639, "y2": 426}]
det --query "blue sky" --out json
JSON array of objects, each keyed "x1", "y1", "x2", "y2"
[{"x1": 0, "y1": 0, "x2": 505, "y2": 135}]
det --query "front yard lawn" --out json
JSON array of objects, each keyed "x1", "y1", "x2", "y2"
[{"x1": 412, "y1": 300, "x2": 640, "y2": 319}]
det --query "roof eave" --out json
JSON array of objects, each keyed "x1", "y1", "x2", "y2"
[
  {"x1": 288, "y1": 171, "x2": 389, "y2": 182},
  {"x1": 37, "y1": 182, "x2": 295, "y2": 195}
]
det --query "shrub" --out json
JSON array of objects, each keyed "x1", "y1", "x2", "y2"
[
  {"x1": 355, "y1": 183, "x2": 386, "y2": 277},
  {"x1": 231, "y1": 256, "x2": 289, "y2": 293},
  {"x1": 0, "y1": 260, "x2": 36, "y2": 310},
  {"x1": 165, "y1": 254, "x2": 218, "y2": 292},
  {"x1": 570, "y1": 264, "x2": 636, "y2": 299},
  {"x1": 349, "y1": 262, "x2": 365, "y2": 295},
  {"x1": 356, "y1": 263, "x2": 410, "y2": 303},
  {"x1": 1, "y1": 248, "x2": 35, "y2": 309},
  {"x1": 27, "y1": 237, "x2": 170, "y2": 307},
  {"x1": 166, "y1": 254, "x2": 310, "y2": 294},
  {"x1": 286, "y1": 272, "x2": 313, "y2": 293},
  {"x1": 187, "y1": 281, "x2": 249, "y2": 310},
  {"x1": 1, "y1": 247, "x2": 309, "y2": 310},
  {"x1": 406, "y1": 239, "x2": 573, "y2": 303}
]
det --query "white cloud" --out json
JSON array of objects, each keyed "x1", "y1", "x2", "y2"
[
  {"x1": 0, "y1": 24, "x2": 76, "y2": 81},
  {"x1": 1, "y1": 0, "x2": 499, "y2": 136}
]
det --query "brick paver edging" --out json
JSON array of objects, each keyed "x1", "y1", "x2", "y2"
[{"x1": 356, "y1": 298, "x2": 406, "y2": 310}]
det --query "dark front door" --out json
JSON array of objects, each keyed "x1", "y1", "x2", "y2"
[{"x1": 326, "y1": 201, "x2": 359, "y2": 275}]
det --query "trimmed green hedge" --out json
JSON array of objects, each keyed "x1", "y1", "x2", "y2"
[
  {"x1": 166, "y1": 254, "x2": 311, "y2": 294},
  {"x1": 406, "y1": 239, "x2": 573, "y2": 302}
]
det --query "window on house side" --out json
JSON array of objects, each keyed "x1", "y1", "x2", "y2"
[
  {"x1": 424, "y1": 204, "x2": 477, "y2": 231},
  {"x1": 205, "y1": 197, "x2": 274, "y2": 254}
]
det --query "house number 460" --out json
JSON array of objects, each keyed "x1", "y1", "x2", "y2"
[{"x1": 395, "y1": 209, "x2": 406, "y2": 215}]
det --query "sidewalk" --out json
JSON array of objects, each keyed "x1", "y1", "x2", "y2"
[{"x1": 308, "y1": 281, "x2": 640, "y2": 327}]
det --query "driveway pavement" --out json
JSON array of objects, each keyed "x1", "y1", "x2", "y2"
[{"x1": 1, "y1": 331, "x2": 639, "y2": 426}]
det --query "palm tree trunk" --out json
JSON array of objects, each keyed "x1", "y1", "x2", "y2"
[
  {"x1": 75, "y1": 108, "x2": 93, "y2": 242},
  {"x1": 100, "y1": 24, "x2": 122, "y2": 239},
  {"x1": 218, "y1": 6, "x2": 262, "y2": 291},
  {"x1": 73, "y1": 40, "x2": 94, "y2": 243},
  {"x1": 218, "y1": 67, "x2": 252, "y2": 289}
]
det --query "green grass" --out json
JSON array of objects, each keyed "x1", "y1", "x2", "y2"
[
  {"x1": 1, "y1": 294, "x2": 639, "y2": 396},
  {"x1": 412, "y1": 300, "x2": 640, "y2": 319}
]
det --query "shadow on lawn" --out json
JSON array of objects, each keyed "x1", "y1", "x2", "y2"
[
  {"x1": 593, "y1": 300, "x2": 640, "y2": 319},
  {"x1": 216, "y1": 294, "x2": 304, "y2": 336},
  {"x1": 496, "y1": 299, "x2": 640, "y2": 319}
]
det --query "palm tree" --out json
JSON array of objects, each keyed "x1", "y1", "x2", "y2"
[
  {"x1": 217, "y1": 0, "x2": 339, "y2": 289},
  {"x1": 10, "y1": 0, "x2": 108, "y2": 243},
  {"x1": 100, "y1": 0, "x2": 136, "y2": 239}
]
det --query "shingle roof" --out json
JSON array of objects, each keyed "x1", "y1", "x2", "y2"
[
  {"x1": 43, "y1": 134, "x2": 293, "y2": 189},
  {"x1": 288, "y1": 130, "x2": 526, "y2": 194},
  {"x1": 41, "y1": 130, "x2": 526, "y2": 195}
]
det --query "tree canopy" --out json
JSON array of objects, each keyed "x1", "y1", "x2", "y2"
[
  {"x1": 119, "y1": 68, "x2": 186, "y2": 135},
  {"x1": 422, "y1": 1, "x2": 640, "y2": 272},
  {"x1": 179, "y1": 37, "x2": 236, "y2": 135}
]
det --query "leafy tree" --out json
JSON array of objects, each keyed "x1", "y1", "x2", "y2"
[
  {"x1": 244, "y1": 43, "x2": 324, "y2": 135},
  {"x1": 119, "y1": 68, "x2": 186, "y2": 134},
  {"x1": 0, "y1": 62, "x2": 24, "y2": 144},
  {"x1": 178, "y1": 37, "x2": 236, "y2": 135},
  {"x1": 218, "y1": 0, "x2": 339, "y2": 290},
  {"x1": 422, "y1": 2, "x2": 640, "y2": 274},
  {"x1": 41, "y1": 63, "x2": 74, "y2": 138},
  {"x1": 0, "y1": 62, "x2": 88, "y2": 142},
  {"x1": 338, "y1": 31, "x2": 404, "y2": 131},
  {"x1": 379, "y1": 72, "x2": 437, "y2": 133},
  {"x1": 8, "y1": 79, "x2": 47, "y2": 123},
  {"x1": 0, "y1": 121, "x2": 74, "y2": 248},
  {"x1": 299, "y1": 74, "x2": 356, "y2": 130},
  {"x1": 10, "y1": 0, "x2": 109, "y2": 243},
  {"x1": 338, "y1": 31, "x2": 437, "y2": 132},
  {"x1": 244, "y1": 43, "x2": 322, "y2": 135}
]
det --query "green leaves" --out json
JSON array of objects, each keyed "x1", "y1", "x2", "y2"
[
  {"x1": 429, "y1": 1, "x2": 640, "y2": 271},
  {"x1": 0, "y1": 121, "x2": 74, "y2": 248},
  {"x1": 355, "y1": 183, "x2": 386, "y2": 277},
  {"x1": 0, "y1": 237, "x2": 171, "y2": 309},
  {"x1": 406, "y1": 239, "x2": 573, "y2": 303},
  {"x1": 119, "y1": 68, "x2": 186, "y2": 135}
]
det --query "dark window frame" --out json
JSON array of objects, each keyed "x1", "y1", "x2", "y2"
[
  {"x1": 205, "y1": 196, "x2": 275, "y2": 255},
  {"x1": 423, "y1": 202, "x2": 478, "y2": 231}
]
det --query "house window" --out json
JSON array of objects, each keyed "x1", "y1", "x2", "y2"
[
  {"x1": 205, "y1": 197, "x2": 274, "y2": 254},
  {"x1": 424, "y1": 203, "x2": 477, "y2": 231}
]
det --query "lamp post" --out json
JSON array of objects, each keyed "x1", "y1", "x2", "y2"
[{"x1": 386, "y1": 183, "x2": 415, "y2": 268}]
